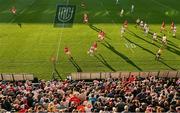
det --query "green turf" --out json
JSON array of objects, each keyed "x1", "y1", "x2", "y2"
[{"x1": 0, "y1": 0, "x2": 179, "y2": 79}]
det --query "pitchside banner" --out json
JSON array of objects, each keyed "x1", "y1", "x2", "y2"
[{"x1": 54, "y1": 5, "x2": 76, "y2": 28}]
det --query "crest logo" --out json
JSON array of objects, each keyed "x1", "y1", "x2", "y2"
[
  {"x1": 58, "y1": 6, "x2": 74, "y2": 23},
  {"x1": 54, "y1": 5, "x2": 76, "y2": 28}
]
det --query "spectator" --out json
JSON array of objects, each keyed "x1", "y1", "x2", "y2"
[{"x1": 0, "y1": 76, "x2": 178, "y2": 112}]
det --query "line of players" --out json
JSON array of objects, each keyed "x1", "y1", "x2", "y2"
[
  {"x1": 64, "y1": 14, "x2": 106, "y2": 58},
  {"x1": 65, "y1": 13, "x2": 177, "y2": 61},
  {"x1": 84, "y1": 14, "x2": 106, "y2": 56},
  {"x1": 121, "y1": 18, "x2": 177, "y2": 60}
]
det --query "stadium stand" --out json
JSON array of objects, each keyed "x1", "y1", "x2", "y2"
[{"x1": 0, "y1": 75, "x2": 179, "y2": 112}]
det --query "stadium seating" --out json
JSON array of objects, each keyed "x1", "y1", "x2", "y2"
[{"x1": 0, "y1": 75, "x2": 179, "y2": 112}]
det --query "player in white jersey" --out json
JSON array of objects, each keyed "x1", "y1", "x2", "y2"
[
  {"x1": 135, "y1": 18, "x2": 140, "y2": 28},
  {"x1": 120, "y1": 9, "x2": 124, "y2": 17},
  {"x1": 140, "y1": 20, "x2": 144, "y2": 28},
  {"x1": 116, "y1": 0, "x2": 119, "y2": 4},
  {"x1": 155, "y1": 48, "x2": 162, "y2": 60},
  {"x1": 172, "y1": 26, "x2": 176, "y2": 37},
  {"x1": 131, "y1": 4, "x2": 134, "y2": 13},
  {"x1": 144, "y1": 26, "x2": 149, "y2": 36},
  {"x1": 162, "y1": 34, "x2": 167, "y2": 45},
  {"x1": 152, "y1": 32, "x2": 158, "y2": 42}
]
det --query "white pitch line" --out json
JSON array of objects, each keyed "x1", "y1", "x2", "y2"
[
  {"x1": 129, "y1": 47, "x2": 135, "y2": 53},
  {"x1": 124, "y1": 43, "x2": 135, "y2": 53},
  {"x1": 56, "y1": 29, "x2": 63, "y2": 61},
  {"x1": 55, "y1": 0, "x2": 70, "y2": 62}
]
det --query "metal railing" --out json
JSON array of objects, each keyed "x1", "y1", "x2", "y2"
[{"x1": 0, "y1": 73, "x2": 34, "y2": 81}]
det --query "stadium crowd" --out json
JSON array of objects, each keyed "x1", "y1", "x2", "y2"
[{"x1": 0, "y1": 75, "x2": 179, "y2": 113}]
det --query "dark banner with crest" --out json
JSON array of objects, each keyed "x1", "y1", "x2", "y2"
[{"x1": 54, "y1": 5, "x2": 76, "y2": 28}]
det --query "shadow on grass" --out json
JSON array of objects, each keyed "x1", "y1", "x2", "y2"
[
  {"x1": 89, "y1": 24, "x2": 101, "y2": 32},
  {"x1": 124, "y1": 36, "x2": 176, "y2": 70},
  {"x1": 88, "y1": 24, "x2": 111, "y2": 40},
  {"x1": 95, "y1": 53, "x2": 116, "y2": 72},
  {"x1": 69, "y1": 57, "x2": 82, "y2": 72},
  {"x1": 148, "y1": 31, "x2": 180, "y2": 50},
  {"x1": 128, "y1": 29, "x2": 160, "y2": 48},
  {"x1": 128, "y1": 30, "x2": 180, "y2": 56},
  {"x1": 102, "y1": 41, "x2": 142, "y2": 71}
]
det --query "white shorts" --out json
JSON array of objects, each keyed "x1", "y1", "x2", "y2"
[
  {"x1": 66, "y1": 51, "x2": 71, "y2": 55},
  {"x1": 84, "y1": 19, "x2": 88, "y2": 22},
  {"x1": 161, "y1": 27, "x2": 165, "y2": 30},
  {"x1": 93, "y1": 47, "x2": 97, "y2": 51},
  {"x1": 153, "y1": 36, "x2": 157, "y2": 39}
]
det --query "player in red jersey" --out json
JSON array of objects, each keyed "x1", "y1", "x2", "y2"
[
  {"x1": 170, "y1": 21, "x2": 175, "y2": 31},
  {"x1": 64, "y1": 47, "x2": 72, "y2": 58},
  {"x1": 98, "y1": 30, "x2": 105, "y2": 41},
  {"x1": 10, "y1": 6, "x2": 22, "y2": 28},
  {"x1": 123, "y1": 20, "x2": 128, "y2": 28},
  {"x1": 160, "y1": 21, "x2": 165, "y2": 32},
  {"x1": 92, "y1": 42, "x2": 97, "y2": 51},
  {"x1": 87, "y1": 42, "x2": 97, "y2": 56},
  {"x1": 83, "y1": 13, "x2": 88, "y2": 23}
]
